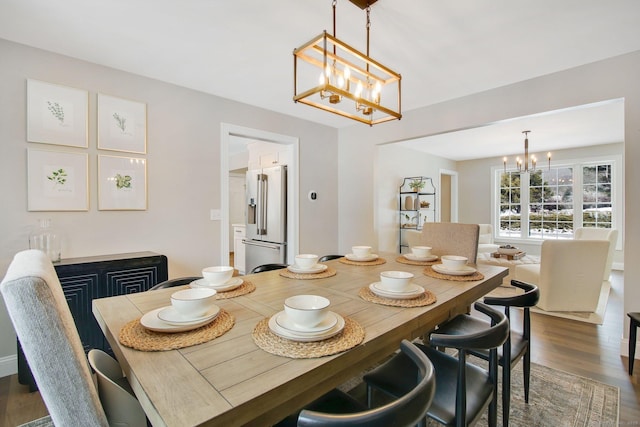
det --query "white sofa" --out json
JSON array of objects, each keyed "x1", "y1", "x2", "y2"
[
  {"x1": 515, "y1": 239, "x2": 609, "y2": 312},
  {"x1": 477, "y1": 224, "x2": 500, "y2": 254}
]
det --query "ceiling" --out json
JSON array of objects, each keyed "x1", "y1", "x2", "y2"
[{"x1": 0, "y1": 0, "x2": 637, "y2": 158}]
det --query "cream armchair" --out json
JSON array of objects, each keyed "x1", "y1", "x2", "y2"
[
  {"x1": 574, "y1": 227, "x2": 618, "y2": 281},
  {"x1": 478, "y1": 224, "x2": 500, "y2": 254},
  {"x1": 515, "y1": 240, "x2": 609, "y2": 312}
]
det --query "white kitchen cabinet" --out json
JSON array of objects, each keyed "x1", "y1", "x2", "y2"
[{"x1": 232, "y1": 224, "x2": 246, "y2": 274}]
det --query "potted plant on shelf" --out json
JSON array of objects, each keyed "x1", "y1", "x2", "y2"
[{"x1": 409, "y1": 179, "x2": 425, "y2": 192}]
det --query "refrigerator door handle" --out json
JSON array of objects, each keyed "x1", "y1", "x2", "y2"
[
  {"x1": 257, "y1": 173, "x2": 268, "y2": 235},
  {"x1": 242, "y1": 239, "x2": 282, "y2": 251}
]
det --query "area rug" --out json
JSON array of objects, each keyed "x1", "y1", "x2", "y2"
[
  {"x1": 486, "y1": 281, "x2": 611, "y2": 325},
  {"x1": 340, "y1": 357, "x2": 620, "y2": 427}
]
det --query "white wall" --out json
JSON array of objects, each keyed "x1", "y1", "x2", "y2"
[
  {"x1": 0, "y1": 39, "x2": 339, "y2": 368},
  {"x1": 338, "y1": 50, "x2": 640, "y2": 343},
  {"x1": 375, "y1": 144, "x2": 456, "y2": 253}
]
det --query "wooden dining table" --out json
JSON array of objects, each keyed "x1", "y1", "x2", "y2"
[{"x1": 92, "y1": 253, "x2": 507, "y2": 427}]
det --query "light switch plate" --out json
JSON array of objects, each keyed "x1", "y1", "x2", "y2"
[{"x1": 210, "y1": 209, "x2": 221, "y2": 220}]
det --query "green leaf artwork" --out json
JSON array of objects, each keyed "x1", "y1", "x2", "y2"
[
  {"x1": 114, "y1": 173, "x2": 132, "y2": 189},
  {"x1": 113, "y1": 112, "x2": 127, "y2": 132},
  {"x1": 47, "y1": 168, "x2": 67, "y2": 186},
  {"x1": 46, "y1": 101, "x2": 65, "y2": 124}
]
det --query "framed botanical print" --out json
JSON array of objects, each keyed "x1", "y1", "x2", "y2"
[
  {"x1": 27, "y1": 79, "x2": 89, "y2": 148},
  {"x1": 97, "y1": 94, "x2": 147, "y2": 153},
  {"x1": 27, "y1": 148, "x2": 89, "y2": 211},
  {"x1": 98, "y1": 155, "x2": 147, "y2": 210}
]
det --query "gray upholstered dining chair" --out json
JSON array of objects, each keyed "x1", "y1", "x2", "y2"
[
  {"x1": 0, "y1": 249, "x2": 143, "y2": 427},
  {"x1": 407, "y1": 222, "x2": 480, "y2": 264}
]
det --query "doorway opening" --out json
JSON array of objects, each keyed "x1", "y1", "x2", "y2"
[{"x1": 439, "y1": 169, "x2": 458, "y2": 223}]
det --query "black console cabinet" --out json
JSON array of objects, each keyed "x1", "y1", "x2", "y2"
[{"x1": 18, "y1": 251, "x2": 168, "y2": 390}]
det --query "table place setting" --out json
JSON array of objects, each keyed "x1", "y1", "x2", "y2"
[
  {"x1": 396, "y1": 245, "x2": 440, "y2": 266},
  {"x1": 359, "y1": 270, "x2": 437, "y2": 307},
  {"x1": 119, "y1": 287, "x2": 235, "y2": 351},
  {"x1": 252, "y1": 294, "x2": 364, "y2": 358},
  {"x1": 424, "y1": 255, "x2": 485, "y2": 281},
  {"x1": 190, "y1": 265, "x2": 256, "y2": 297},
  {"x1": 279, "y1": 254, "x2": 337, "y2": 279},
  {"x1": 339, "y1": 245, "x2": 387, "y2": 266}
]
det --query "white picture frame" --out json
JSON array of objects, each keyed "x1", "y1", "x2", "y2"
[
  {"x1": 27, "y1": 148, "x2": 89, "y2": 211},
  {"x1": 27, "y1": 79, "x2": 89, "y2": 148},
  {"x1": 97, "y1": 94, "x2": 147, "y2": 153},
  {"x1": 98, "y1": 155, "x2": 147, "y2": 210}
]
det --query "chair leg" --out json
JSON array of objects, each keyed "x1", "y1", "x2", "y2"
[
  {"x1": 630, "y1": 319, "x2": 637, "y2": 375},
  {"x1": 503, "y1": 361, "x2": 511, "y2": 427},
  {"x1": 523, "y1": 349, "x2": 531, "y2": 403},
  {"x1": 366, "y1": 384, "x2": 374, "y2": 408}
]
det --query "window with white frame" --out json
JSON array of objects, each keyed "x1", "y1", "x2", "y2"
[{"x1": 496, "y1": 158, "x2": 618, "y2": 241}]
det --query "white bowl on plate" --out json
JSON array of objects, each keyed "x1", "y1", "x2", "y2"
[
  {"x1": 202, "y1": 266, "x2": 234, "y2": 285},
  {"x1": 170, "y1": 288, "x2": 217, "y2": 317},
  {"x1": 284, "y1": 295, "x2": 330, "y2": 329},
  {"x1": 379, "y1": 271, "x2": 414, "y2": 292},
  {"x1": 352, "y1": 246, "x2": 372, "y2": 258},
  {"x1": 440, "y1": 255, "x2": 468, "y2": 271},
  {"x1": 411, "y1": 246, "x2": 432, "y2": 258},
  {"x1": 294, "y1": 254, "x2": 319, "y2": 270}
]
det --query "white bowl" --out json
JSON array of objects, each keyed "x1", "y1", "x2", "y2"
[
  {"x1": 441, "y1": 255, "x2": 468, "y2": 271},
  {"x1": 170, "y1": 288, "x2": 217, "y2": 317},
  {"x1": 379, "y1": 271, "x2": 414, "y2": 292},
  {"x1": 352, "y1": 245, "x2": 372, "y2": 258},
  {"x1": 294, "y1": 254, "x2": 319, "y2": 270},
  {"x1": 202, "y1": 266, "x2": 234, "y2": 285},
  {"x1": 284, "y1": 295, "x2": 330, "y2": 328},
  {"x1": 497, "y1": 245, "x2": 520, "y2": 255},
  {"x1": 411, "y1": 246, "x2": 432, "y2": 258}
]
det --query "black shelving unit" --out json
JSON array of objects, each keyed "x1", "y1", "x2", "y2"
[{"x1": 399, "y1": 177, "x2": 436, "y2": 253}]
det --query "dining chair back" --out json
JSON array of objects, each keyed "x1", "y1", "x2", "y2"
[
  {"x1": 434, "y1": 280, "x2": 540, "y2": 427},
  {"x1": 88, "y1": 349, "x2": 147, "y2": 427},
  {"x1": 277, "y1": 340, "x2": 435, "y2": 427},
  {"x1": 364, "y1": 302, "x2": 509, "y2": 427},
  {"x1": 251, "y1": 263, "x2": 289, "y2": 273},
  {"x1": 410, "y1": 222, "x2": 480, "y2": 264},
  {"x1": 149, "y1": 276, "x2": 202, "y2": 290},
  {"x1": 0, "y1": 250, "x2": 109, "y2": 427},
  {"x1": 318, "y1": 255, "x2": 344, "y2": 262}
]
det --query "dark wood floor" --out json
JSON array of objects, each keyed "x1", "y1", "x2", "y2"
[{"x1": 1, "y1": 271, "x2": 637, "y2": 426}]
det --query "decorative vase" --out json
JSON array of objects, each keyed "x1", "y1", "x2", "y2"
[
  {"x1": 29, "y1": 218, "x2": 62, "y2": 262},
  {"x1": 404, "y1": 196, "x2": 413, "y2": 210}
]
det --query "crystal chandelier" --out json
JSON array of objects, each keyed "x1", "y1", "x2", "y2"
[
  {"x1": 503, "y1": 131, "x2": 551, "y2": 173},
  {"x1": 293, "y1": 0, "x2": 402, "y2": 126}
]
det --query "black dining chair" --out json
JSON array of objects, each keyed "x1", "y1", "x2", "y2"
[
  {"x1": 148, "y1": 276, "x2": 202, "y2": 290},
  {"x1": 432, "y1": 280, "x2": 539, "y2": 427},
  {"x1": 364, "y1": 302, "x2": 509, "y2": 427},
  {"x1": 275, "y1": 339, "x2": 435, "y2": 427},
  {"x1": 628, "y1": 312, "x2": 640, "y2": 375},
  {"x1": 318, "y1": 255, "x2": 344, "y2": 262},
  {"x1": 250, "y1": 263, "x2": 289, "y2": 274}
]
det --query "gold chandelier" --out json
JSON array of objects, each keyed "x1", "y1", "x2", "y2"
[
  {"x1": 293, "y1": 0, "x2": 402, "y2": 126},
  {"x1": 503, "y1": 130, "x2": 551, "y2": 173}
]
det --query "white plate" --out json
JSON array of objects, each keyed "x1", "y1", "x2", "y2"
[
  {"x1": 403, "y1": 253, "x2": 438, "y2": 262},
  {"x1": 140, "y1": 307, "x2": 217, "y2": 333},
  {"x1": 190, "y1": 277, "x2": 243, "y2": 292},
  {"x1": 275, "y1": 311, "x2": 338, "y2": 334},
  {"x1": 345, "y1": 253, "x2": 379, "y2": 262},
  {"x1": 369, "y1": 282, "x2": 425, "y2": 300},
  {"x1": 157, "y1": 305, "x2": 220, "y2": 325},
  {"x1": 432, "y1": 264, "x2": 477, "y2": 276},
  {"x1": 269, "y1": 311, "x2": 345, "y2": 342},
  {"x1": 287, "y1": 264, "x2": 328, "y2": 274}
]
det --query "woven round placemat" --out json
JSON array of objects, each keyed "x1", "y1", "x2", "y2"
[
  {"x1": 423, "y1": 266, "x2": 485, "y2": 282},
  {"x1": 252, "y1": 316, "x2": 364, "y2": 359},
  {"x1": 279, "y1": 267, "x2": 337, "y2": 280},
  {"x1": 339, "y1": 257, "x2": 386, "y2": 266},
  {"x1": 358, "y1": 287, "x2": 437, "y2": 307},
  {"x1": 395, "y1": 256, "x2": 439, "y2": 266},
  {"x1": 119, "y1": 309, "x2": 235, "y2": 351},
  {"x1": 215, "y1": 280, "x2": 255, "y2": 299}
]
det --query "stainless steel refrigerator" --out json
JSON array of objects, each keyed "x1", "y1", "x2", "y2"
[{"x1": 243, "y1": 165, "x2": 287, "y2": 274}]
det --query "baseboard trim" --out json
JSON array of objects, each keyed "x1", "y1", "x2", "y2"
[
  {"x1": 0, "y1": 354, "x2": 17, "y2": 378},
  {"x1": 620, "y1": 338, "x2": 640, "y2": 359}
]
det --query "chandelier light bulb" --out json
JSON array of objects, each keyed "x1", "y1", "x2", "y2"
[{"x1": 355, "y1": 81, "x2": 363, "y2": 98}]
